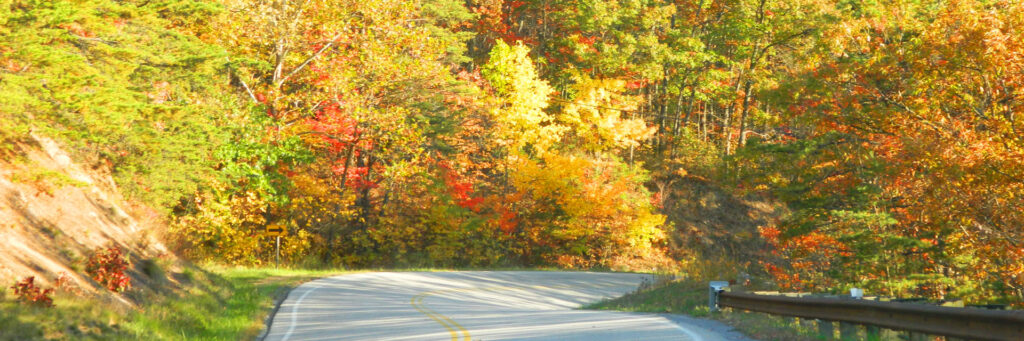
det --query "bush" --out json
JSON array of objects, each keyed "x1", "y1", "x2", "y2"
[
  {"x1": 85, "y1": 247, "x2": 132, "y2": 292},
  {"x1": 10, "y1": 277, "x2": 54, "y2": 307}
]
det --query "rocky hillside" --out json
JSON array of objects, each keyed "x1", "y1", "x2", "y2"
[{"x1": 0, "y1": 134, "x2": 179, "y2": 301}]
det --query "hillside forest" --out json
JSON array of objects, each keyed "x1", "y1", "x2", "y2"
[{"x1": 1, "y1": 0, "x2": 1021, "y2": 305}]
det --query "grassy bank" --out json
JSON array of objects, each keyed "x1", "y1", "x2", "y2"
[
  {"x1": 586, "y1": 279, "x2": 820, "y2": 340},
  {"x1": 0, "y1": 266, "x2": 340, "y2": 340}
]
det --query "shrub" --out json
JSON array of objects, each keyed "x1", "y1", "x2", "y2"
[
  {"x1": 54, "y1": 272, "x2": 83, "y2": 296},
  {"x1": 85, "y1": 247, "x2": 132, "y2": 292},
  {"x1": 10, "y1": 276, "x2": 54, "y2": 307}
]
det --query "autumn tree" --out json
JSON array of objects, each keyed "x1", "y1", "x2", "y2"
[{"x1": 739, "y1": 0, "x2": 1024, "y2": 302}]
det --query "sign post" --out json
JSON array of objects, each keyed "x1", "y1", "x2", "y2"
[{"x1": 265, "y1": 224, "x2": 287, "y2": 268}]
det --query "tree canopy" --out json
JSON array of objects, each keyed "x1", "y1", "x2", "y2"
[{"x1": 2, "y1": 0, "x2": 1020, "y2": 305}]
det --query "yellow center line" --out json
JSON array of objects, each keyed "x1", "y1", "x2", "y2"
[
  {"x1": 411, "y1": 292, "x2": 469, "y2": 340},
  {"x1": 410, "y1": 281, "x2": 633, "y2": 341}
]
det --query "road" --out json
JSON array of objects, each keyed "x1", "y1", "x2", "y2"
[{"x1": 263, "y1": 271, "x2": 741, "y2": 341}]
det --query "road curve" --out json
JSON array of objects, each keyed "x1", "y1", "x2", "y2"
[{"x1": 263, "y1": 271, "x2": 735, "y2": 341}]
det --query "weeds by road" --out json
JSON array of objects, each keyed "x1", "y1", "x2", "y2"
[{"x1": 0, "y1": 266, "x2": 340, "y2": 340}]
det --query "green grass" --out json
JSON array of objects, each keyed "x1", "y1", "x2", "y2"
[
  {"x1": 586, "y1": 279, "x2": 822, "y2": 340},
  {"x1": 0, "y1": 266, "x2": 342, "y2": 340},
  {"x1": 586, "y1": 278, "x2": 712, "y2": 316},
  {"x1": 123, "y1": 266, "x2": 343, "y2": 340}
]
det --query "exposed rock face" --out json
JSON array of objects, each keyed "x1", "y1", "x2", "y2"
[{"x1": 0, "y1": 135, "x2": 169, "y2": 294}]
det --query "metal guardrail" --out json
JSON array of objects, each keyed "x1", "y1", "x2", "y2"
[{"x1": 710, "y1": 289, "x2": 1024, "y2": 341}]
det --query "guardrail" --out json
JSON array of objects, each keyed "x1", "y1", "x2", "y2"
[{"x1": 709, "y1": 283, "x2": 1024, "y2": 341}]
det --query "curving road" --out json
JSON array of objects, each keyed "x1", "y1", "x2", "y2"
[{"x1": 263, "y1": 271, "x2": 741, "y2": 341}]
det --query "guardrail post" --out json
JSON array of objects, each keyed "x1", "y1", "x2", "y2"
[
  {"x1": 866, "y1": 325, "x2": 879, "y2": 339},
  {"x1": 879, "y1": 328, "x2": 899, "y2": 340},
  {"x1": 708, "y1": 281, "x2": 729, "y2": 311},
  {"x1": 839, "y1": 288, "x2": 861, "y2": 339},
  {"x1": 817, "y1": 320, "x2": 835, "y2": 340},
  {"x1": 838, "y1": 322, "x2": 857, "y2": 339},
  {"x1": 866, "y1": 325, "x2": 899, "y2": 340},
  {"x1": 799, "y1": 317, "x2": 816, "y2": 330}
]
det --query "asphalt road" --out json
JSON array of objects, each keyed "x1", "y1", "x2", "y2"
[{"x1": 263, "y1": 271, "x2": 743, "y2": 341}]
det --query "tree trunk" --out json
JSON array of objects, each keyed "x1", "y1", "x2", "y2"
[{"x1": 738, "y1": 80, "x2": 753, "y2": 148}]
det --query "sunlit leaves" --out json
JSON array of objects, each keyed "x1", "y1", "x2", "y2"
[
  {"x1": 508, "y1": 153, "x2": 671, "y2": 271},
  {"x1": 482, "y1": 40, "x2": 562, "y2": 154},
  {"x1": 559, "y1": 78, "x2": 654, "y2": 154}
]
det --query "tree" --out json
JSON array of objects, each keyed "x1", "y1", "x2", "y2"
[{"x1": 741, "y1": 0, "x2": 1024, "y2": 302}]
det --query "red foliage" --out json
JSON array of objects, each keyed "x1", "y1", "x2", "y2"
[
  {"x1": 442, "y1": 169, "x2": 483, "y2": 211},
  {"x1": 626, "y1": 80, "x2": 647, "y2": 89},
  {"x1": 578, "y1": 35, "x2": 598, "y2": 46},
  {"x1": 10, "y1": 276, "x2": 54, "y2": 307},
  {"x1": 307, "y1": 102, "x2": 361, "y2": 153},
  {"x1": 650, "y1": 191, "x2": 663, "y2": 209},
  {"x1": 85, "y1": 247, "x2": 132, "y2": 292},
  {"x1": 342, "y1": 166, "x2": 379, "y2": 189},
  {"x1": 497, "y1": 209, "x2": 518, "y2": 235},
  {"x1": 435, "y1": 160, "x2": 486, "y2": 211}
]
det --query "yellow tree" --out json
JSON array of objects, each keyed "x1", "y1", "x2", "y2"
[
  {"x1": 480, "y1": 41, "x2": 671, "y2": 271},
  {"x1": 559, "y1": 78, "x2": 655, "y2": 155},
  {"x1": 481, "y1": 40, "x2": 563, "y2": 155}
]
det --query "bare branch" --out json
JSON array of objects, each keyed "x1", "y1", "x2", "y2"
[
  {"x1": 225, "y1": 57, "x2": 260, "y2": 103},
  {"x1": 275, "y1": 31, "x2": 345, "y2": 88}
]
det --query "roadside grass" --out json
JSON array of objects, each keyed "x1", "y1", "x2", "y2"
[
  {"x1": 586, "y1": 279, "x2": 820, "y2": 340},
  {"x1": 0, "y1": 290, "x2": 129, "y2": 340},
  {"x1": 122, "y1": 266, "x2": 343, "y2": 340},
  {"x1": 0, "y1": 266, "x2": 342, "y2": 340}
]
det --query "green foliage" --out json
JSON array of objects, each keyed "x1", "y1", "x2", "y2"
[
  {"x1": 8, "y1": 160, "x2": 89, "y2": 196},
  {"x1": 216, "y1": 125, "x2": 313, "y2": 206},
  {"x1": 0, "y1": 0, "x2": 238, "y2": 211},
  {"x1": 421, "y1": 0, "x2": 477, "y2": 65}
]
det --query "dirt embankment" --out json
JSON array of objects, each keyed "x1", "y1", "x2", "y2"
[
  {"x1": 656, "y1": 175, "x2": 784, "y2": 280},
  {"x1": 0, "y1": 135, "x2": 179, "y2": 301}
]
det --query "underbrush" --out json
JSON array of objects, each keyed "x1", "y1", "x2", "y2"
[{"x1": 0, "y1": 266, "x2": 340, "y2": 340}]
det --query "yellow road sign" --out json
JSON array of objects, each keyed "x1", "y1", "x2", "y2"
[{"x1": 265, "y1": 224, "x2": 287, "y2": 237}]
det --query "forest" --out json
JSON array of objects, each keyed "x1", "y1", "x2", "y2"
[{"x1": 0, "y1": 0, "x2": 1021, "y2": 306}]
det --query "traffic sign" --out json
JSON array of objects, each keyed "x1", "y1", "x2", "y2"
[{"x1": 265, "y1": 224, "x2": 287, "y2": 237}]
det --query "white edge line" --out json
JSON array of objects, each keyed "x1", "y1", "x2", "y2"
[
  {"x1": 673, "y1": 323, "x2": 705, "y2": 341},
  {"x1": 281, "y1": 284, "x2": 322, "y2": 341}
]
